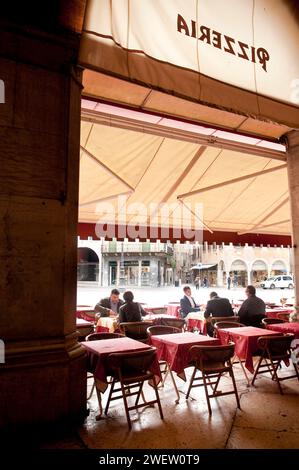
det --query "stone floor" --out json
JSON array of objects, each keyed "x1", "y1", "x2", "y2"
[{"x1": 32, "y1": 361, "x2": 299, "y2": 450}]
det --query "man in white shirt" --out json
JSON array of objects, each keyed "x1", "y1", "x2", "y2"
[{"x1": 180, "y1": 286, "x2": 200, "y2": 318}]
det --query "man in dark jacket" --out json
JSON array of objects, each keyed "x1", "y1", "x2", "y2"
[
  {"x1": 180, "y1": 286, "x2": 200, "y2": 318},
  {"x1": 94, "y1": 288, "x2": 124, "y2": 318},
  {"x1": 238, "y1": 285, "x2": 266, "y2": 327},
  {"x1": 204, "y1": 291, "x2": 234, "y2": 336}
]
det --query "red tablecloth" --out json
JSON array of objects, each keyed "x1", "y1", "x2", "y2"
[
  {"x1": 265, "y1": 308, "x2": 293, "y2": 319},
  {"x1": 266, "y1": 322, "x2": 299, "y2": 339},
  {"x1": 165, "y1": 304, "x2": 181, "y2": 318},
  {"x1": 150, "y1": 332, "x2": 219, "y2": 379},
  {"x1": 81, "y1": 337, "x2": 161, "y2": 392},
  {"x1": 217, "y1": 326, "x2": 281, "y2": 373},
  {"x1": 76, "y1": 306, "x2": 95, "y2": 322},
  {"x1": 76, "y1": 318, "x2": 93, "y2": 327},
  {"x1": 187, "y1": 318, "x2": 206, "y2": 334}
]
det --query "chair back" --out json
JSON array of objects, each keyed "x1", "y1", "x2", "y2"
[
  {"x1": 108, "y1": 348, "x2": 157, "y2": 376},
  {"x1": 214, "y1": 321, "x2": 245, "y2": 330},
  {"x1": 189, "y1": 343, "x2": 235, "y2": 367},
  {"x1": 148, "y1": 307, "x2": 167, "y2": 315},
  {"x1": 147, "y1": 325, "x2": 181, "y2": 336},
  {"x1": 210, "y1": 316, "x2": 239, "y2": 326},
  {"x1": 160, "y1": 317, "x2": 185, "y2": 331},
  {"x1": 85, "y1": 332, "x2": 124, "y2": 341},
  {"x1": 276, "y1": 312, "x2": 290, "y2": 322},
  {"x1": 261, "y1": 318, "x2": 284, "y2": 327},
  {"x1": 257, "y1": 333, "x2": 294, "y2": 358},
  {"x1": 119, "y1": 321, "x2": 153, "y2": 342}
]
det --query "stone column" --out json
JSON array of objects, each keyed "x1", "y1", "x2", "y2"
[
  {"x1": 0, "y1": 7, "x2": 87, "y2": 427},
  {"x1": 286, "y1": 130, "x2": 299, "y2": 305}
]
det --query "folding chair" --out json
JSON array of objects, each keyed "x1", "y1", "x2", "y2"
[
  {"x1": 251, "y1": 333, "x2": 299, "y2": 394},
  {"x1": 104, "y1": 348, "x2": 164, "y2": 429},
  {"x1": 186, "y1": 343, "x2": 240, "y2": 415}
]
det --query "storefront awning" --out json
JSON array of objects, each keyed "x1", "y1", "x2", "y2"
[{"x1": 191, "y1": 264, "x2": 217, "y2": 270}]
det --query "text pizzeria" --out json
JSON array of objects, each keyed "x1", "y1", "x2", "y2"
[{"x1": 177, "y1": 14, "x2": 270, "y2": 72}]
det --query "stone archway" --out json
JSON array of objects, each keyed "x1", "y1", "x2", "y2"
[
  {"x1": 251, "y1": 259, "x2": 268, "y2": 285},
  {"x1": 230, "y1": 259, "x2": 248, "y2": 287},
  {"x1": 77, "y1": 247, "x2": 99, "y2": 282}
]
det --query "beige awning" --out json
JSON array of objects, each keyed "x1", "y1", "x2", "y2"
[{"x1": 79, "y1": 100, "x2": 290, "y2": 236}]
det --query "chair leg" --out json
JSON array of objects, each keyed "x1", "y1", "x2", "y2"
[
  {"x1": 230, "y1": 368, "x2": 241, "y2": 409},
  {"x1": 87, "y1": 380, "x2": 95, "y2": 400},
  {"x1": 104, "y1": 378, "x2": 116, "y2": 415},
  {"x1": 202, "y1": 373, "x2": 212, "y2": 415},
  {"x1": 186, "y1": 366, "x2": 197, "y2": 399},
  {"x1": 269, "y1": 357, "x2": 284, "y2": 394},
  {"x1": 135, "y1": 382, "x2": 143, "y2": 406},
  {"x1": 152, "y1": 377, "x2": 164, "y2": 420},
  {"x1": 120, "y1": 380, "x2": 132, "y2": 430},
  {"x1": 251, "y1": 355, "x2": 263, "y2": 386}
]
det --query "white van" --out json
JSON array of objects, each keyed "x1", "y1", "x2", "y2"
[{"x1": 260, "y1": 275, "x2": 294, "y2": 289}]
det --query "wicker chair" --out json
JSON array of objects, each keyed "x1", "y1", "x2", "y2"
[
  {"x1": 104, "y1": 348, "x2": 164, "y2": 429},
  {"x1": 160, "y1": 317, "x2": 186, "y2": 331},
  {"x1": 186, "y1": 343, "x2": 240, "y2": 414},
  {"x1": 119, "y1": 321, "x2": 153, "y2": 343},
  {"x1": 252, "y1": 333, "x2": 299, "y2": 393}
]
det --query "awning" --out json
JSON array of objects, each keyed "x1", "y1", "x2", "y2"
[{"x1": 191, "y1": 264, "x2": 217, "y2": 270}]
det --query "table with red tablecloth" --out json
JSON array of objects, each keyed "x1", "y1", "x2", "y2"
[
  {"x1": 76, "y1": 306, "x2": 95, "y2": 322},
  {"x1": 186, "y1": 311, "x2": 206, "y2": 334},
  {"x1": 217, "y1": 326, "x2": 281, "y2": 373},
  {"x1": 143, "y1": 306, "x2": 167, "y2": 315},
  {"x1": 76, "y1": 318, "x2": 94, "y2": 339},
  {"x1": 265, "y1": 308, "x2": 294, "y2": 320},
  {"x1": 266, "y1": 322, "x2": 299, "y2": 339},
  {"x1": 164, "y1": 303, "x2": 181, "y2": 318},
  {"x1": 149, "y1": 332, "x2": 219, "y2": 379}
]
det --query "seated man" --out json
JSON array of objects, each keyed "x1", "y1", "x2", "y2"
[
  {"x1": 204, "y1": 291, "x2": 234, "y2": 336},
  {"x1": 118, "y1": 291, "x2": 147, "y2": 323},
  {"x1": 238, "y1": 285, "x2": 266, "y2": 327},
  {"x1": 94, "y1": 288, "x2": 124, "y2": 318},
  {"x1": 180, "y1": 286, "x2": 200, "y2": 318}
]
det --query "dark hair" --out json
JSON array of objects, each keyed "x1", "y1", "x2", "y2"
[
  {"x1": 246, "y1": 285, "x2": 256, "y2": 296},
  {"x1": 111, "y1": 288, "x2": 120, "y2": 295},
  {"x1": 210, "y1": 291, "x2": 218, "y2": 298},
  {"x1": 183, "y1": 285, "x2": 191, "y2": 293},
  {"x1": 123, "y1": 290, "x2": 134, "y2": 302}
]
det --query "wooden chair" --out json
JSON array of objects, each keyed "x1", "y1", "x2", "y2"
[
  {"x1": 119, "y1": 321, "x2": 153, "y2": 343},
  {"x1": 214, "y1": 321, "x2": 245, "y2": 330},
  {"x1": 85, "y1": 332, "x2": 124, "y2": 400},
  {"x1": 160, "y1": 317, "x2": 186, "y2": 331},
  {"x1": 252, "y1": 333, "x2": 299, "y2": 394},
  {"x1": 186, "y1": 343, "x2": 240, "y2": 415},
  {"x1": 261, "y1": 318, "x2": 284, "y2": 328},
  {"x1": 210, "y1": 316, "x2": 240, "y2": 327},
  {"x1": 277, "y1": 312, "x2": 290, "y2": 322},
  {"x1": 85, "y1": 332, "x2": 124, "y2": 341},
  {"x1": 104, "y1": 348, "x2": 164, "y2": 429}
]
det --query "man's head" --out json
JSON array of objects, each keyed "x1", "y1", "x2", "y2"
[
  {"x1": 183, "y1": 285, "x2": 192, "y2": 296},
  {"x1": 210, "y1": 291, "x2": 218, "y2": 299},
  {"x1": 245, "y1": 285, "x2": 256, "y2": 297},
  {"x1": 110, "y1": 288, "x2": 120, "y2": 303}
]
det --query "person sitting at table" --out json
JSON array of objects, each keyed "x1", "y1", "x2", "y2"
[
  {"x1": 180, "y1": 286, "x2": 200, "y2": 318},
  {"x1": 204, "y1": 291, "x2": 234, "y2": 336},
  {"x1": 238, "y1": 285, "x2": 266, "y2": 327},
  {"x1": 118, "y1": 290, "x2": 147, "y2": 323},
  {"x1": 94, "y1": 288, "x2": 124, "y2": 318}
]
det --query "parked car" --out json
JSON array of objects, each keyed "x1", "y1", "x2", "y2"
[{"x1": 260, "y1": 275, "x2": 294, "y2": 289}]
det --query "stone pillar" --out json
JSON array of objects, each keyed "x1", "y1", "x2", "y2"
[
  {"x1": 286, "y1": 130, "x2": 299, "y2": 304},
  {"x1": 0, "y1": 7, "x2": 87, "y2": 427}
]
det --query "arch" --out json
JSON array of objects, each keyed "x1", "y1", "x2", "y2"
[
  {"x1": 270, "y1": 259, "x2": 287, "y2": 276},
  {"x1": 77, "y1": 247, "x2": 99, "y2": 281},
  {"x1": 230, "y1": 259, "x2": 248, "y2": 287},
  {"x1": 218, "y1": 260, "x2": 226, "y2": 271},
  {"x1": 250, "y1": 259, "x2": 269, "y2": 284}
]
